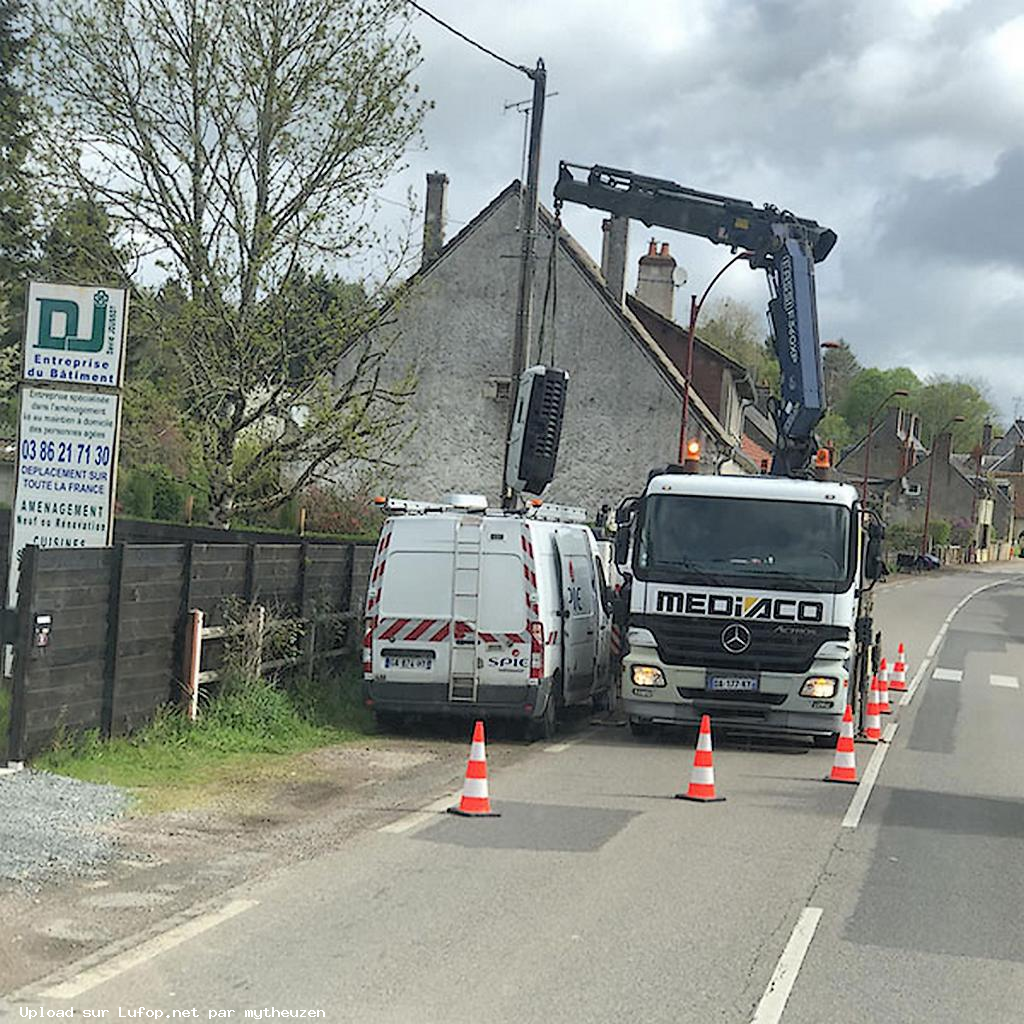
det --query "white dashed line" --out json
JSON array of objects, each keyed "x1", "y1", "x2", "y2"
[
  {"x1": 842, "y1": 721, "x2": 899, "y2": 830},
  {"x1": 749, "y1": 907, "x2": 823, "y2": 1024},
  {"x1": 37, "y1": 899, "x2": 258, "y2": 998},
  {"x1": 990, "y1": 674, "x2": 1020, "y2": 689},
  {"x1": 379, "y1": 793, "x2": 458, "y2": 834},
  {"x1": 900, "y1": 578, "x2": 1016, "y2": 707},
  {"x1": 932, "y1": 668, "x2": 963, "y2": 682}
]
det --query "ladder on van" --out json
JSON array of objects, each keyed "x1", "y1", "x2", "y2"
[{"x1": 449, "y1": 517, "x2": 481, "y2": 702}]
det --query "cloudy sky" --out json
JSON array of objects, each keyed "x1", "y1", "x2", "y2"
[{"x1": 376, "y1": 0, "x2": 1023, "y2": 420}]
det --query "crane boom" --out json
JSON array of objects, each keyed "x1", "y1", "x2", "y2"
[{"x1": 553, "y1": 162, "x2": 838, "y2": 477}]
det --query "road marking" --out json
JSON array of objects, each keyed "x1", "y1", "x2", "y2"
[
  {"x1": 932, "y1": 668, "x2": 963, "y2": 682},
  {"x1": 38, "y1": 899, "x2": 258, "y2": 999},
  {"x1": 900, "y1": 578, "x2": 1017, "y2": 707},
  {"x1": 378, "y1": 793, "x2": 457, "y2": 834},
  {"x1": 749, "y1": 906, "x2": 823, "y2": 1024},
  {"x1": 544, "y1": 741, "x2": 572, "y2": 753},
  {"x1": 990, "y1": 674, "x2": 1020, "y2": 689},
  {"x1": 842, "y1": 721, "x2": 899, "y2": 830}
]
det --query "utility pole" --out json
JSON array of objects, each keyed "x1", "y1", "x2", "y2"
[{"x1": 503, "y1": 57, "x2": 546, "y2": 510}]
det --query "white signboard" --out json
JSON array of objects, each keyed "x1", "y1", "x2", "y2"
[
  {"x1": 22, "y1": 282, "x2": 128, "y2": 388},
  {"x1": 7, "y1": 387, "x2": 120, "y2": 606}
]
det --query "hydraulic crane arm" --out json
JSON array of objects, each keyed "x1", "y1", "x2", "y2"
[{"x1": 553, "y1": 162, "x2": 838, "y2": 477}]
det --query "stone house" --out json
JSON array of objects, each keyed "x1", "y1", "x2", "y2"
[{"x1": 333, "y1": 176, "x2": 753, "y2": 513}]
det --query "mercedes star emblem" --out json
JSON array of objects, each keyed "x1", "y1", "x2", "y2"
[{"x1": 721, "y1": 622, "x2": 751, "y2": 654}]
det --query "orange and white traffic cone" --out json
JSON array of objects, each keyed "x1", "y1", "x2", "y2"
[
  {"x1": 877, "y1": 658, "x2": 892, "y2": 715},
  {"x1": 448, "y1": 720, "x2": 500, "y2": 817},
  {"x1": 825, "y1": 704, "x2": 859, "y2": 784},
  {"x1": 889, "y1": 644, "x2": 908, "y2": 692},
  {"x1": 675, "y1": 714, "x2": 725, "y2": 803},
  {"x1": 858, "y1": 675, "x2": 883, "y2": 743}
]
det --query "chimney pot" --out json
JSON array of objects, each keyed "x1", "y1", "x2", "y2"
[
  {"x1": 659, "y1": 242, "x2": 670, "y2": 257},
  {"x1": 647, "y1": 239, "x2": 657, "y2": 256}
]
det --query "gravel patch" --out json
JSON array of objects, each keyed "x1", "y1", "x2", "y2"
[{"x1": 0, "y1": 770, "x2": 132, "y2": 885}]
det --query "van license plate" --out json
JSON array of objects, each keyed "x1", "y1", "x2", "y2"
[
  {"x1": 706, "y1": 674, "x2": 759, "y2": 692},
  {"x1": 384, "y1": 655, "x2": 434, "y2": 671}
]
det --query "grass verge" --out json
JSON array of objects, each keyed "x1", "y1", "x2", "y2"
[{"x1": 35, "y1": 659, "x2": 375, "y2": 812}]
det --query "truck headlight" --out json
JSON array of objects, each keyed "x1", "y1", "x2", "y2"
[
  {"x1": 800, "y1": 677, "x2": 838, "y2": 698},
  {"x1": 631, "y1": 665, "x2": 666, "y2": 687}
]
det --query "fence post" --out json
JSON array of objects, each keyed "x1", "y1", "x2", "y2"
[
  {"x1": 100, "y1": 544, "x2": 126, "y2": 738},
  {"x1": 185, "y1": 608, "x2": 204, "y2": 721},
  {"x1": 244, "y1": 544, "x2": 258, "y2": 604},
  {"x1": 297, "y1": 542, "x2": 315, "y2": 678},
  {"x1": 174, "y1": 541, "x2": 196, "y2": 705},
  {"x1": 7, "y1": 545, "x2": 39, "y2": 763}
]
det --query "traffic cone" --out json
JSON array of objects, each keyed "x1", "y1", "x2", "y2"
[
  {"x1": 858, "y1": 675, "x2": 883, "y2": 743},
  {"x1": 675, "y1": 714, "x2": 725, "y2": 803},
  {"x1": 877, "y1": 658, "x2": 892, "y2": 715},
  {"x1": 448, "y1": 720, "x2": 500, "y2": 817},
  {"x1": 889, "y1": 644, "x2": 908, "y2": 692},
  {"x1": 825, "y1": 705, "x2": 859, "y2": 784}
]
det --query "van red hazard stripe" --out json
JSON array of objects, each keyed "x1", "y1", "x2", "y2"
[
  {"x1": 379, "y1": 618, "x2": 410, "y2": 641},
  {"x1": 404, "y1": 619, "x2": 437, "y2": 642},
  {"x1": 428, "y1": 622, "x2": 450, "y2": 643}
]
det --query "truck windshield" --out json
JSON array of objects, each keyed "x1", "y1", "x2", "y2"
[{"x1": 636, "y1": 495, "x2": 852, "y2": 592}]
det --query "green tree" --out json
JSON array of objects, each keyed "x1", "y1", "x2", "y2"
[
  {"x1": 817, "y1": 409, "x2": 852, "y2": 450},
  {"x1": 839, "y1": 366, "x2": 921, "y2": 437},
  {"x1": 698, "y1": 297, "x2": 779, "y2": 391},
  {"x1": 41, "y1": 0, "x2": 427, "y2": 525},
  {"x1": 915, "y1": 375, "x2": 997, "y2": 450},
  {"x1": 822, "y1": 339, "x2": 860, "y2": 410}
]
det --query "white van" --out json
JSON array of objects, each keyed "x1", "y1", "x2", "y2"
[{"x1": 362, "y1": 497, "x2": 614, "y2": 738}]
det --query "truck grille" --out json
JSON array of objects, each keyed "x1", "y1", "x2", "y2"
[{"x1": 633, "y1": 614, "x2": 847, "y2": 674}]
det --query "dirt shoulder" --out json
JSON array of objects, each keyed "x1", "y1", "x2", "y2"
[{"x1": 0, "y1": 726, "x2": 540, "y2": 996}]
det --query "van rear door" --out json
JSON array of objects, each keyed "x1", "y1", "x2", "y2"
[
  {"x1": 372, "y1": 516, "x2": 456, "y2": 688},
  {"x1": 553, "y1": 528, "x2": 599, "y2": 703},
  {"x1": 476, "y1": 522, "x2": 531, "y2": 689}
]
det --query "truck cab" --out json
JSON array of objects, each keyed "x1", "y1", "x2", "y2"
[{"x1": 616, "y1": 471, "x2": 869, "y2": 741}]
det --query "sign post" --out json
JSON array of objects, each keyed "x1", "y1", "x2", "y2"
[{"x1": 6, "y1": 283, "x2": 128, "y2": 611}]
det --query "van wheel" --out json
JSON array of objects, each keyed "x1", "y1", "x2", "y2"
[
  {"x1": 629, "y1": 718, "x2": 654, "y2": 738},
  {"x1": 374, "y1": 710, "x2": 403, "y2": 733}
]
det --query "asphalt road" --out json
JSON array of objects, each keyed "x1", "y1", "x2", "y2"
[{"x1": 11, "y1": 565, "x2": 1024, "y2": 1024}]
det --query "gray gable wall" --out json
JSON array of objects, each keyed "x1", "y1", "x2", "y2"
[{"x1": 335, "y1": 186, "x2": 717, "y2": 513}]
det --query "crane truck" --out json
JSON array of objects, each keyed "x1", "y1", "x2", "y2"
[{"x1": 553, "y1": 163, "x2": 885, "y2": 742}]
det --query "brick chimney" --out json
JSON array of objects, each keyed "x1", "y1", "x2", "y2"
[
  {"x1": 635, "y1": 240, "x2": 676, "y2": 320},
  {"x1": 422, "y1": 171, "x2": 448, "y2": 268},
  {"x1": 600, "y1": 215, "x2": 629, "y2": 305}
]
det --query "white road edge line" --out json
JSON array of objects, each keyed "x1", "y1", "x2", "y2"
[
  {"x1": 544, "y1": 741, "x2": 572, "y2": 753},
  {"x1": 379, "y1": 792, "x2": 458, "y2": 834},
  {"x1": 990, "y1": 674, "x2": 1020, "y2": 689},
  {"x1": 749, "y1": 907, "x2": 823, "y2": 1024},
  {"x1": 38, "y1": 898, "x2": 258, "y2": 999},
  {"x1": 900, "y1": 578, "x2": 1016, "y2": 707},
  {"x1": 842, "y1": 721, "x2": 899, "y2": 830}
]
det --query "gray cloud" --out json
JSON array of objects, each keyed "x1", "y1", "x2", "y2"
[{"x1": 373, "y1": 0, "x2": 1022, "y2": 420}]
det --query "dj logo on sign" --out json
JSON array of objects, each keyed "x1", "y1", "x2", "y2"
[
  {"x1": 36, "y1": 290, "x2": 109, "y2": 353},
  {"x1": 22, "y1": 282, "x2": 127, "y2": 388}
]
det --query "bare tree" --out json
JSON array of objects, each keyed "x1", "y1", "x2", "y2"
[{"x1": 39, "y1": 0, "x2": 427, "y2": 524}]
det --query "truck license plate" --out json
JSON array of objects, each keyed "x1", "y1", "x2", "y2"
[
  {"x1": 706, "y1": 674, "x2": 759, "y2": 692},
  {"x1": 384, "y1": 655, "x2": 434, "y2": 671}
]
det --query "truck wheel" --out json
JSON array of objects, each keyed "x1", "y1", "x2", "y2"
[
  {"x1": 813, "y1": 732, "x2": 838, "y2": 749},
  {"x1": 629, "y1": 718, "x2": 654, "y2": 738}
]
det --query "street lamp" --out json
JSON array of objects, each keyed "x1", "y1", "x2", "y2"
[
  {"x1": 921, "y1": 415, "x2": 966, "y2": 556},
  {"x1": 860, "y1": 389, "x2": 911, "y2": 504},
  {"x1": 678, "y1": 251, "x2": 753, "y2": 463}
]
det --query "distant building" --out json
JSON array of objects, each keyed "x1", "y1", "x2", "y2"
[{"x1": 332, "y1": 176, "x2": 756, "y2": 512}]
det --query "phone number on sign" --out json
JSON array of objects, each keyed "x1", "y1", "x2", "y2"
[{"x1": 20, "y1": 439, "x2": 112, "y2": 466}]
